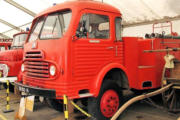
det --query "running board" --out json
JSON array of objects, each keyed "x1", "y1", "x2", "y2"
[{"x1": 79, "y1": 93, "x2": 93, "y2": 98}]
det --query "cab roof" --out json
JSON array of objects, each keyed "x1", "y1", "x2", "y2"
[
  {"x1": 35, "y1": 0, "x2": 121, "y2": 19},
  {"x1": 13, "y1": 32, "x2": 28, "y2": 38}
]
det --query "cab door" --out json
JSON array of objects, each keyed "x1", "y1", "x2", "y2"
[
  {"x1": 71, "y1": 10, "x2": 114, "y2": 93},
  {"x1": 113, "y1": 17, "x2": 124, "y2": 65}
]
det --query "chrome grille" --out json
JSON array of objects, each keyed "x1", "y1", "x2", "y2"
[
  {"x1": 24, "y1": 61, "x2": 50, "y2": 78},
  {"x1": 25, "y1": 51, "x2": 44, "y2": 60}
]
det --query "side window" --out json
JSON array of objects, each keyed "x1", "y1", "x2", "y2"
[
  {"x1": 89, "y1": 14, "x2": 109, "y2": 39},
  {"x1": 76, "y1": 13, "x2": 110, "y2": 39},
  {"x1": 115, "y1": 17, "x2": 122, "y2": 41}
]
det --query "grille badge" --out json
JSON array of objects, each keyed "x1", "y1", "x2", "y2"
[{"x1": 32, "y1": 42, "x2": 37, "y2": 49}]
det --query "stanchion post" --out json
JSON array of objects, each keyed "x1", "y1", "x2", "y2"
[
  {"x1": 63, "y1": 95, "x2": 69, "y2": 120},
  {"x1": 3, "y1": 80, "x2": 14, "y2": 113}
]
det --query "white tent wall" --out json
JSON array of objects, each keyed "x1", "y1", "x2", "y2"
[
  {"x1": 2, "y1": 22, "x2": 31, "y2": 38},
  {"x1": 123, "y1": 20, "x2": 180, "y2": 37},
  {"x1": 0, "y1": 0, "x2": 180, "y2": 38}
]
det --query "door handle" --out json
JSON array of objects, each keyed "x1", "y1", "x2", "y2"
[{"x1": 107, "y1": 46, "x2": 114, "y2": 49}]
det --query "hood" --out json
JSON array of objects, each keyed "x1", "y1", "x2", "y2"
[{"x1": 0, "y1": 49, "x2": 23, "y2": 61}]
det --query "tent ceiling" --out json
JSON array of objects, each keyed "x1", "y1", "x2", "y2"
[{"x1": 0, "y1": 0, "x2": 180, "y2": 38}]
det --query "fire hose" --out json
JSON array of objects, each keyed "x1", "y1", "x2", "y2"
[{"x1": 111, "y1": 83, "x2": 173, "y2": 120}]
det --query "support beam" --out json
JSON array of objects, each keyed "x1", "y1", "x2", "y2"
[
  {"x1": 0, "y1": 18, "x2": 22, "y2": 31},
  {"x1": 2, "y1": 22, "x2": 31, "y2": 34},
  {"x1": 123, "y1": 15, "x2": 180, "y2": 28},
  {"x1": 0, "y1": 33, "x2": 12, "y2": 39},
  {"x1": 4, "y1": 0, "x2": 36, "y2": 17}
]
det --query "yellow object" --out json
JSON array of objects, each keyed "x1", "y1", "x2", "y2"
[
  {"x1": 6, "y1": 80, "x2": 9, "y2": 86},
  {"x1": 63, "y1": 95, "x2": 68, "y2": 120},
  {"x1": 6, "y1": 105, "x2": 10, "y2": 110},
  {"x1": 64, "y1": 111, "x2": 68, "y2": 118},
  {"x1": 0, "y1": 114, "x2": 7, "y2": 120},
  {"x1": 25, "y1": 96, "x2": 35, "y2": 112},
  {"x1": 63, "y1": 95, "x2": 68, "y2": 105},
  {"x1": 6, "y1": 89, "x2": 9, "y2": 93},
  {"x1": 164, "y1": 54, "x2": 175, "y2": 68},
  {"x1": 70, "y1": 101, "x2": 92, "y2": 118}
]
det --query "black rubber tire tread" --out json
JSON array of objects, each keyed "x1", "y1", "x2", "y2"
[
  {"x1": 46, "y1": 98, "x2": 63, "y2": 112},
  {"x1": 88, "y1": 80, "x2": 123, "y2": 120}
]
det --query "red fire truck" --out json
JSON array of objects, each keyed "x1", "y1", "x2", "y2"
[
  {"x1": 0, "y1": 39, "x2": 12, "y2": 51},
  {"x1": 0, "y1": 32, "x2": 28, "y2": 92},
  {"x1": 15, "y1": 1, "x2": 180, "y2": 119}
]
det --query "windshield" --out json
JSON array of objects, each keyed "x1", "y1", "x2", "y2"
[
  {"x1": 28, "y1": 10, "x2": 72, "y2": 42},
  {"x1": 12, "y1": 33, "x2": 27, "y2": 48}
]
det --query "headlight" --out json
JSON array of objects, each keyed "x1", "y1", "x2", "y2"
[
  {"x1": 50, "y1": 65, "x2": 56, "y2": 76},
  {"x1": 0, "y1": 64, "x2": 9, "y2": 77},
  {"x1": 21, "y1": 64, "x2": 25, "y2": 72}
]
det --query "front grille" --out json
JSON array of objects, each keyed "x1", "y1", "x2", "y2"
[
  {"x1": 24, "y1": 61, "x2": 50, "y2": 78},
  {"x1": 25, "y1": 51, "x2": 44, "y2": 60}
]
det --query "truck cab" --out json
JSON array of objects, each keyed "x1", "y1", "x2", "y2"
[
  {"x1": 15, "y1": 1, "x2": 180, "y2": 119},
  {"x1": 0, "y1": 39, "x2": 12, "y2": 51},
  {"x1": 0, "y1": 32, "x2": 28, "y2": 91}
]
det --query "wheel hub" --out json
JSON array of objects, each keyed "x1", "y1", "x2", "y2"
[{"x1": 100, "y1": 89, "x2": 119, "y2": 118}]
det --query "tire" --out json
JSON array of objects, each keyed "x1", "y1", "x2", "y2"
[
  {"x1": 88, "y1": 80, "x2": 123, "y2": 120},
  {"x1": 46, "y1": 98, "x2": 63, "y2": 112},
  {"x1": 3, "y1": 83, "x2": 14, "y2": 92}
]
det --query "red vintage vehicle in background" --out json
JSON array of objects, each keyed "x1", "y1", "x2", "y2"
[
  {"x1": 0, "y1": 32, "x2": 28, "y2": 92},
  {"x1": 0, "y1": 39, "x2": 12, "y2": 51},
  {"x1": 15, "y1": 1, "x2": 180, "y2": 119}
]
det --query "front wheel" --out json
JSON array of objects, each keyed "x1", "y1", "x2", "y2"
[{"x1": 88, "y1": 81, "x2": 122, "y2": 120}]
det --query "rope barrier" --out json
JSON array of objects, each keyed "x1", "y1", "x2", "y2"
[{"x1": 70, "y1": 101, "x2": 91, "y2": 118}]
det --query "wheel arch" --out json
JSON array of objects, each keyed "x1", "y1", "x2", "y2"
[{"x1": 92, "y1": 63, "x2": 129, "y2": 97}]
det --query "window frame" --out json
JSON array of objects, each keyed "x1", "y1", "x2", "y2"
[{"x1": 115, "y1": 17, "x2": 122, "y2": 41}]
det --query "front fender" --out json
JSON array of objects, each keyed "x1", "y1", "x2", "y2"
[{"x1": 92, "y1": 63, "x2": 129, "y2": 97}]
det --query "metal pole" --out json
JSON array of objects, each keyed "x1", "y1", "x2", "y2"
[
  {"x1": 3, "y1": 80, "x2": 14, "y2": 113},
  {"x1": 63, "y1": 95, "x2": 69, "y2": 120}
]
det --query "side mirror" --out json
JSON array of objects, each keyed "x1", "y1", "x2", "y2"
[{"x1": 72, "y1": 34, "x2": 79, "y2": 41}]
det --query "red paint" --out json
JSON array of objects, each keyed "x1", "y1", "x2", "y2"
[
  {"x1": 0, "y1": 39, "x2": 12, "y2": 51},
  {"x1": 100, "y1": 90, "x2": 119, "y2": 117},
  {"x1": 0, "y1": 32, "x2": 28, "y2": 77},
  {"x1": 17, "y1": 1, "x2": 180, "y2": 100}
]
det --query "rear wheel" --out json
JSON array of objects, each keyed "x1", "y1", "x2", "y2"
[
  {"x1": 46, "y1": 98, "x2": 63, "y2": 112},
  {"x1": 88, "y1": 80, "x2": 122, "y2": 120}
]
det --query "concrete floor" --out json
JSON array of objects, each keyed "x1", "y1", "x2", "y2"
[{"x1": 0, "y1": 88, "x2": 180, "y2": 120}]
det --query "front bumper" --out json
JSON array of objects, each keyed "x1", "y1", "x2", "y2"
[
  {"x1": 0, "y1": 77, "x2": 17, "y2": 83},
  {"x1": 15, "y1": 82, "x2": 56, "y2": 98}
]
